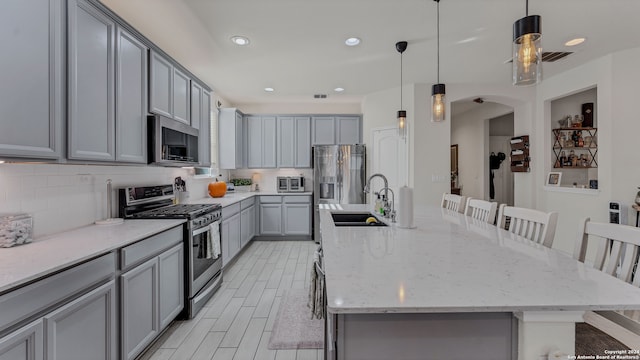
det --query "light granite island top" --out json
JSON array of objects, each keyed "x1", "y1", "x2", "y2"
[{"x1": 319, "y1": 205, "x2": 640, "y2": 360}]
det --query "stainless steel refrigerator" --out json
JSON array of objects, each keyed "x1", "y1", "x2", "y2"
[{"x1": 313, "y1": 144, "x2": 366, "y2": 240}]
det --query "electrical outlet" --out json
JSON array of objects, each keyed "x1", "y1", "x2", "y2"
[
  {"x1": 431, "y1": 174, "x2": 448, "y2": 183},
  {"x1": 78, "y1": 174, "x2": 91, "y2": 184}
]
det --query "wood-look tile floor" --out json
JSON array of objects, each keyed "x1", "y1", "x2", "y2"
[{"x1": 139, "y1": 240, "x2": 321, "y2": 360}]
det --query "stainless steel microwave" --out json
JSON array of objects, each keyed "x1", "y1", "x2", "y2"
[{"x1": 148, "y1": 115, "x2": 199, "y2": 166}]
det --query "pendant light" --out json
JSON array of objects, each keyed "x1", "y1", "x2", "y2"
[
  {"x1": 431, "y1": 0, "x2": 445, "y2": 123},
  {"x1": 512, "y1": 0, "x2": 541, "y2": 86},
  {"x1": 396, "y1": 41, "x2": 408, "y2": 140}
]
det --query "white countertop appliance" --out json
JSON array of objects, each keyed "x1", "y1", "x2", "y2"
[
  {"x1": 119, "y1": 185, "x2": 222, "y2": 319},
  {"x1": 277, "y1": 176, "x2": 305, "y2": 193}
]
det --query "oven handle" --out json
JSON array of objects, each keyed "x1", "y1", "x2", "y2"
[{"x1": 192, "y1": 225, "x2": 212, "y2": 237}]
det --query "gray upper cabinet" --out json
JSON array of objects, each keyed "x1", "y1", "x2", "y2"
[
  {"x1": 218, "y1": 108, "x2": 244, "y2": 169},
  {"x1": 312, "y1": 116, "x2": 336, "y2": 145},
  {"x1": 115, "y1": 28, "x2": 148, "y2": 163},
  {"x1": 172, "y1": 68, "x2": 190, "y2": 124},
  {"x1": 278, "y1": 116, "x2": 311, "y2": 168},
  {"x1": 0, "y1": 0, "x2": 64, "y2": 160},
  {"x1": 68, "y1": 0, "x2": 116, "y2": 161},
  {"x1": 190, "y1": 82, "x2": 202, "y2": 130},
  {"x1": 149, "y1": 51, "x2": 173, "y2": 118},
  {"x1": 337, "y1": 116, "x2": 361, "y2": 144},
  {"x1": 199, "y1": 90, "x2": 212, "y2": 166},
  {"x1": 246, "y1": 116, "x2": 277, "y2": 168}
]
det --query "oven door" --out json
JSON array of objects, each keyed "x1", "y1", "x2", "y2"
[{"x1": 190, "y1": 222, "x2": 222, "y2": 298}]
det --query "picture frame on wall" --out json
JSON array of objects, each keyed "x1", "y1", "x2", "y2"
[{"x1": 547, "y1": 172, "x2": 562, "y2": 186}]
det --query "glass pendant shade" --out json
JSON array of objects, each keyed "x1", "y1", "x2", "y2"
[
  {"x1": 398, "y1": 110, "x2": 407, "y2": 139},
  {"x1": 431, "y1": 84, "x2": 446, "y2": 122},
  {"x1": 513, "y1": 15, "x2": 541, "y2": 86}
]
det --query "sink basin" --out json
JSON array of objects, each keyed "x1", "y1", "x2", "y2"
[{"x1": 331, "y1": 212, "x2": 388, "y2": 227}]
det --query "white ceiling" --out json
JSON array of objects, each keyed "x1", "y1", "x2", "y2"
[{"x1": 103, "y1": 0, "x2": 640, "y2": 106}]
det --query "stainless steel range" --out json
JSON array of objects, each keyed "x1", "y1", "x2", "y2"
[{"x1": 119, "y1": 185, "x2": 222, "y2": 319}]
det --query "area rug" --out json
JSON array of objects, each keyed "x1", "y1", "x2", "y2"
[{"x1": 268, "y1": 289, "x2": 324, "y2": 349}]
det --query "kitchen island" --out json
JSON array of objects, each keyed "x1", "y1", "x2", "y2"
[{"x1": 319, "y1": 205, "x2": 640, "y2": 359}]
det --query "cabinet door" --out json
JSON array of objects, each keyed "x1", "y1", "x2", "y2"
[
  {"x1": 158, "y1": 244, "x2": 184, "y2": 330},
  {"x1": 221, "y1": 219, "x2": 231, "y2": 267},
  {"x1": 240, "y1": 206, "x2": 256, "y2": 248},
  {"x1": 260, "y1": 204, "x2": 282, "y2": 235},
  {"x1": 116, "y1": 28, "x2": 147, "y2": 163},
  {"x1": 284, "y1": 203, "x2": 311, "y2": 235},
  {"x1": 45, "y1": 280, "x2": 116, "y2": 360},
  {"x1": 228, "y1": 213, "x2": 242, "y2": 260},
  {"x1": 121, "y1": 258, "x2": 158, "y2": 360},
  {"x1": 0, "y1": 320, "x2": 43, "y2": 360},
  {"x1": 337, "y1": 116, "x2": 361, "y2": 144},
  {"x1": 249, "y1": 204, "x2": 256, "y2": 240},
  {"x1": 278, "y1": 117, "x2": 295, "y2": 168},
  {"x1": 295, "y1": 117, "x2": 312, "y2": 168},
  {"x1": 68, "y1": 0, "x2": 115, "y2": 161},
  {"x1": 235, "y1": 112, "x2": 244, "y2": 168},
  {"x1": 246, "y1": 116, "x2": 262, "y2": 168},
  {"x1": 190, "y1": 82, "x2": 202, "y2": 130},
  {"x1": 199, "y1": 90, "x2": 212, "y2": 166},
  {"x1": 262, "y1": 116, "x2": 277, "y2": 168},
  {"x1": 312, "y1": 116, "x2": 335, "y2": 145},
  {"x1": 0, "y1": 0, "x2": 63, "y2": 159},
  {"x1": 172, "y1": 68, "x2": 190, "y2": 124},
  {"x1": 149, "y1": 51, "x2": 172, "y2": 117}
]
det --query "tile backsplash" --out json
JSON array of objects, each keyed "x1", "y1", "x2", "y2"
[{"x1": 0, "y1": 163, "x2": 191, "y2": 238}]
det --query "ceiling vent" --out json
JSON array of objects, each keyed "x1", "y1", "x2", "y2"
[
  {"x1": 504, "y1": 51, "x2": 573, "y2": 64},
  {"x1": 314, "y1": 94, "x2": 328, "y2": 99}
]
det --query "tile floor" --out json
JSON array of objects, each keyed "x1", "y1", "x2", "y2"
[{"x1": 139, "y1": 240, "x2": 321, "y2": 360}]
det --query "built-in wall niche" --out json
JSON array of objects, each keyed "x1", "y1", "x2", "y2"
[{"x1": 549, "y1": 87, "x2": 598, "y2": 190}]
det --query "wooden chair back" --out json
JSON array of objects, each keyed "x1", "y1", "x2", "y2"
[
  {"x1": 497, "y1": 204, "x2": 558, "y2": 248},
  {"x1": 464, "y1": 198, "x2": 498, "y2": 225},
  {"x1": 441, "y1": 193, "x2": 466, "y2": 213}
]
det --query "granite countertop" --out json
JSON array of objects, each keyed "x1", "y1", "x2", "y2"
[
  {"x1": 0, "y1": 219, "x2": 185, "y2": 294},
  {"x1": 189, "y1": 191, "x2": 313, "y2": 207},
  {"x1": 320, "y1": 204, "x2": 640, "y2": 314}
]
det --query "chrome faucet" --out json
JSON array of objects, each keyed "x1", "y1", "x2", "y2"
[{"x1": 364, "y1": 173, "x2": 393, "y2": 219}]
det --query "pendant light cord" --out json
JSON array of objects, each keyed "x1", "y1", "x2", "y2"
[
  {"x1": 400, "y1": 51, "x2": 403, "y2": 109},
  {"x1": 525, "y1": 0, "x2": 529, "y2": 16},
  {"x1": 436, "y1": 0, "x2": 440, "y2": 84}
]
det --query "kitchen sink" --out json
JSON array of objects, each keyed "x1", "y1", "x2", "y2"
[{"x1": 331, "y1": 212, "x2": 388, "y2": 227}]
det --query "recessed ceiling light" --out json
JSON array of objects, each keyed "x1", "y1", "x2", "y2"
[
  {"x1": 564, "y1": 37, "x2": 586, "y2": 47},
  {"x1": 264, "y1": 87, "x2": 274, "y2": 92},
  {"x1": 231, "y1": 36, "x2": 250, "y2": 46},
  {"x1": 345, "y1": 37, "x2": 361, "y2": 46},
  {"x1": 334, "y1": 87, "x2": 345, "y2": 92}
]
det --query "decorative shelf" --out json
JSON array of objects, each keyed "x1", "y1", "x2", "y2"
[
  {"x1": 510, "y1": 135, "x2": 530, "y2": 172},
  {"x1": 552, "y1": 127, "x2": 598, "y2": 168},
  {"x1": 543, "y1": 186, "x2": 600, "y2": 196}
]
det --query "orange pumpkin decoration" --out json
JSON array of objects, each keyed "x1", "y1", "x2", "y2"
[{"x1": 208, "y1": 181, "x2": 227, "y2": 198}]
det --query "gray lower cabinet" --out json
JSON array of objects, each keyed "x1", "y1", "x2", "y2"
[
  {"x1": 120, "y1": 235, "x2": 183, "y2": 360},
  {"x1": 172, "y1": 68, "x2": 190, "y2": 124},
  {"x1": 149, "y1": 51, "x2": 173, "y2": 118},
  {"x1": 68, "y1": 0, "x2": 116, "y2": 161},
  {"x1": 259, "y1": 196, "x2": 311, "y2": 237},
  {"x1": 278, "y1": 116, "x2": 311, "y2": 168},
  {"x1": 115, "y1": 28, "x2": 148, "y2": 163},
  {"x1": 158, "y1": 244, "x2": 184, "y2": 329},
  {"x1": 246, "y1": 116, "x2": 277, "y2": 168},
  {"x1": 221, "y1": 211, "x2": 241, "y2": 267},
  {"x1": 44, "y1": 280, "x2": 116, "y2": 360},
  {"x1": 0, "y1": 0, "x2": 64, "y2": 160},
  {"x1": 240, "y1": 205, "x2": 256, "y2": 248},
  {"x1": 0, "y1": 320, "x2": 43, "y2": 360},
  {"x1": 121, "y1": 258, "x2": 158, "y2": 360}
]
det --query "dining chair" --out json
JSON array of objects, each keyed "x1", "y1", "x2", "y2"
[
  {"x1": 441, "y1": 193, "x2": 466, "y2": 213},
  {"x1": 464, "y1": 198, "x2": 498, "y2": 225},
  {"x1": 573, "y1": 217, "x2": 640, "y2": 348},
  {"x1": 496, "y1": 204, "x2": 558, "y2": 248}
]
